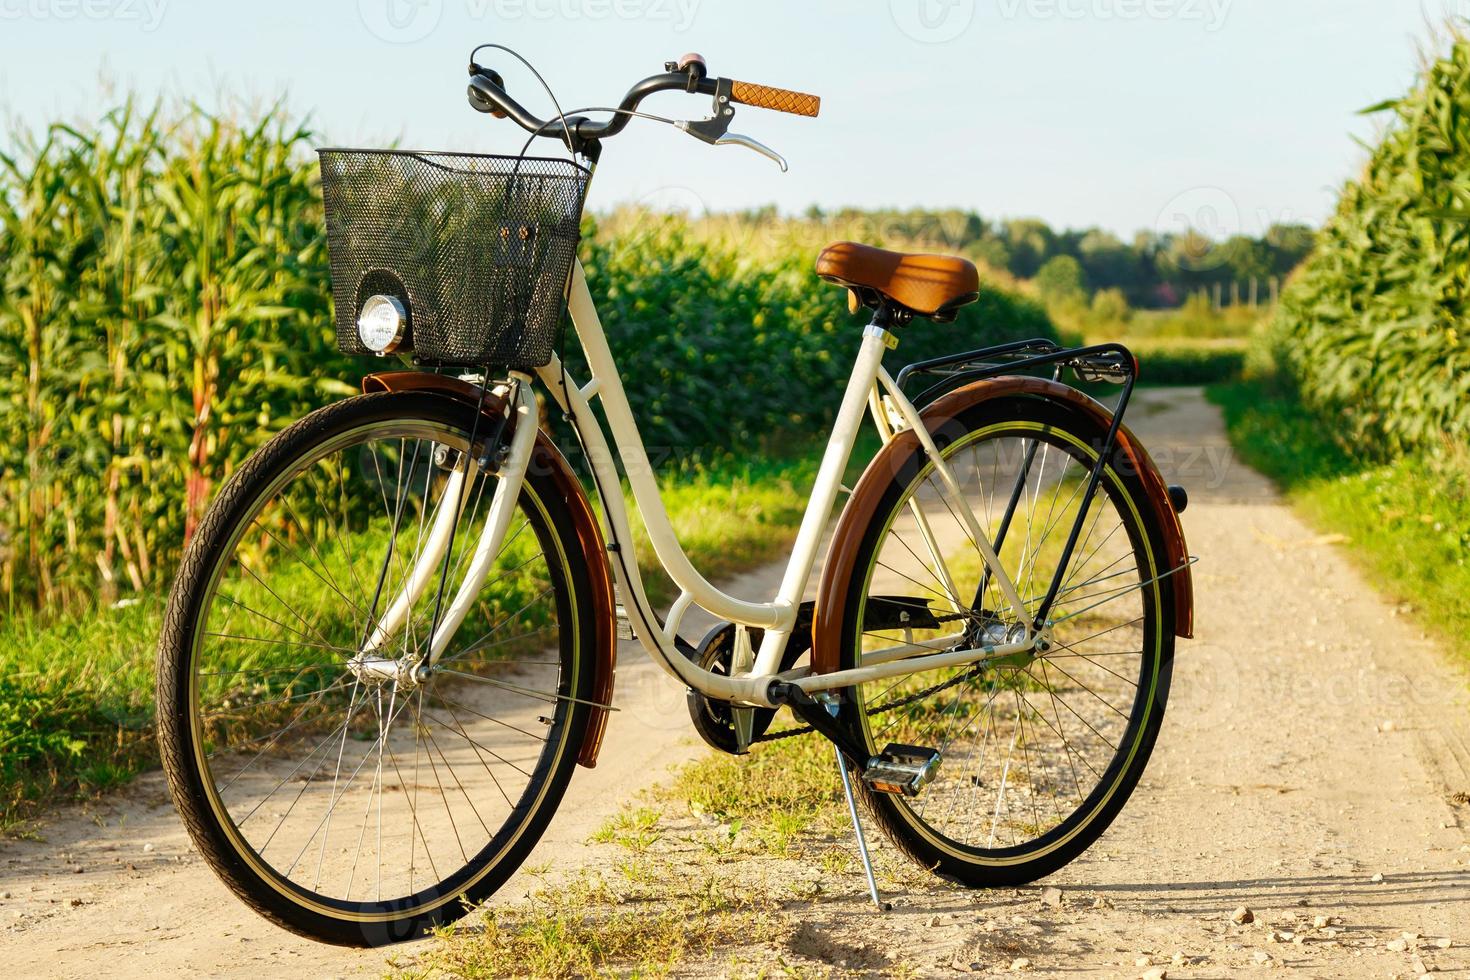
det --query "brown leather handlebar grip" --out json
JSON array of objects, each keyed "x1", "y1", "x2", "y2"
[{"x1": 728, "y1": 80, "x2": 821, "y2": 117}]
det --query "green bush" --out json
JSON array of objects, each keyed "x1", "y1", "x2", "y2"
[
  {"x1": 1133, "y1": 340, "x2": 1246, "y2": 386},
  {"x1": 1270, "y1": 35, "x2": 1470, "y2": 454}
]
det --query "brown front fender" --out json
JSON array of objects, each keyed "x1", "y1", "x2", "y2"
[
  {"x1": 811, "y1": 376, "x2": 1194, "y2": 674},
  {"x1": 362, "y1": 372, "x2": 617, "y2": 768}
]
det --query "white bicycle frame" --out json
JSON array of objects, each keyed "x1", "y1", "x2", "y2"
[{"x1": 368, "y1": 260, "x2": 1038, "y2": 708}]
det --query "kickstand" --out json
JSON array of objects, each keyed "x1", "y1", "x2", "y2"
[{"x1": 829, "y1": 703, "x2": 891, "y2": 912}]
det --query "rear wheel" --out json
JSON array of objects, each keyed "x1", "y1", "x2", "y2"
[
  {"x1": 157, "y1": 391, "x2": 596, "y2": 945},
  {"x1": 834, "y1": 395, "x2": 1175, "y2": 885}
]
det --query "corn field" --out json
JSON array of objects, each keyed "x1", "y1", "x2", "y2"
[
  {"x1": 1272, "y1": 35, "x2": 1470, "y2": 455},
  {"x1": 0, "y1": 102, "x2": 353, "y2": 613},
  {"x1": 0, "y1": 100, "x2": 1053, "y2": 615}
]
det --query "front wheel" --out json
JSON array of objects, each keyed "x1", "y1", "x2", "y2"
[
  {"x1": 156, "y1": 391, "x2": 598, "y2": 945},
  {"x1": 833, "y1": 394, "x2": 1175, "y2": 886}
]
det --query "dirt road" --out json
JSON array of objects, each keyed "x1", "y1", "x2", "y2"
[{"x1": 3, "y1": 387, "x2": 1469, "y2": 978}]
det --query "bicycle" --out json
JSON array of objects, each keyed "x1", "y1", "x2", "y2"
[{"x1": 156, "y1": 46, "x2": 1195, "y2": 947}]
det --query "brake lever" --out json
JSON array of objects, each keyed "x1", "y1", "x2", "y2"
[
  {"x1": 713, "y1": 132, "x2": 788, "y2": 172},
  {"x1": 675, "y1": 120, "x2": 788, "y2": 172},
  {"x1": 675, "y1": 77, "x2": 788, "y2": 172}
]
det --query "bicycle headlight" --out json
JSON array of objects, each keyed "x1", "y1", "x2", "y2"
[{"x1": 357, "y1": 294, "x2": 408, "y2": 354}]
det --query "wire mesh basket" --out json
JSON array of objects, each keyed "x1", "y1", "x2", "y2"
[{"x1": 318, "y1": 149, "x2": 591, "y2": 368}]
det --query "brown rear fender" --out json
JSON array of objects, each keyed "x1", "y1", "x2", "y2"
[
  {"x1": 362, "y1": 372, "x2": 617, "y2": 767},
  {"x1": 811, "y1": 376, "x2": 1194, "y2": 675}
]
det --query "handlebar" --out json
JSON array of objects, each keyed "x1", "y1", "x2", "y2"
[{"x1": 465, "y1": 53, "x2": 820, "y2": 159}]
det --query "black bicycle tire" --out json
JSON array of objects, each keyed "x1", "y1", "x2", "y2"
[
  {"x1": 156, "y1": 391, "x2": 597, "y2": 946},
  {"x1": 835, "y1": 394, "x2": 1176, "y2": 887}
]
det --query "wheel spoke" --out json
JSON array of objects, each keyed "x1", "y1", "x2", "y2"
[{"x1": 849, "y1": 418, "x2": 1162, "y2": 858}]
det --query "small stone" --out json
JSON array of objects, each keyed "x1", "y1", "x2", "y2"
[
  {"x1": 1435, "y1": 938, "x2": 1453, "y2": 949},
  {"x1": 1171, "y1": 952, "x2": 1188, "y2": 966},
  {"x1": 1412, "y1": 957, "x2": 1430, "y2": 975},
  {"x1": 1039, "y1": 886, "x2": 1064, "y2": 907},
  {"x1": 1387, "y1": 939, "x2": 1409, "y2": 953},
  {"x1": 1266, "y1": 931, "x2": 1281, "y2": 943},
  {"x1": 0, "y1": 891, "x2": 9, "y2": 900},
  {"x1": 1380, "y1": 720, "x2": 1398, "y2": 732},
  {"x1": 1403, "y1": 932, "x2": 1421, "y2": 942},
  {"x1": 1253, "y1": 950, "x2": 1272, "y2": 964},
  {"x1": 1141, "y1": 968, "x2": 1168, "y2": 980},
  {"x1": 68, "y1": 898, "x2": 83, "y2": 908},
  {"x1": 1010, "y1": 957, "x2": 1032, "y2": 972},
  {"x1": 142, "y1": 843, "x2": 155, "y2": 853},
  {"x1": 1230, "y1": 906, "x2": 1255, "y2": 925},
  {"x1": 69, "y1": 866, "x2": 82, "y2": 875},
  {"x1": 1371, "y1": 872, "x2": 1385, "y2": 883},
  {"x1": 1135, "y1": 956, "x2": 1152, "y2": 968},
  {"x1": 926, "y1": 914, "x2": 941, "y2": 928},
  {"x1": 1312, "y1": 915, "x2": 1330, "y2": 929}
]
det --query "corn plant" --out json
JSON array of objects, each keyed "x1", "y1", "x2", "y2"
[{"x1": 1273, "y1": 34, "x2": 1470, "y2": 455}]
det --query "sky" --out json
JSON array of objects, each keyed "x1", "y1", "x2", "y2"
[{"x1": 0, "y1": 0, "x2": 1462, "y2": 239}]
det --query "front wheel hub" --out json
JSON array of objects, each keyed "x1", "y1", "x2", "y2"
[{"x1": 348, "y1": 654, "x2": 420, "y2": 689}]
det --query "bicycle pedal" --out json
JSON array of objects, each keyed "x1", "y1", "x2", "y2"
[{"x1": 862, "y1": 744, "x2": 942, "y2": 797}]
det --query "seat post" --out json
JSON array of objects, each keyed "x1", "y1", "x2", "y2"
[{"x1": 866, "y1": 299, "x2": 911, "y2": 334}]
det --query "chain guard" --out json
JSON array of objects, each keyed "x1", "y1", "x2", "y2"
[{"x1": 684, "y1": 608, "x2": 812, "y2": 756}]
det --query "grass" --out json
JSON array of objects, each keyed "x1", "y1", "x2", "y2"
[
  {"x1": 393, "y1": 856, "x2": 785, "y2": 979},
  {"x1": 394, "y1": 743, "x2": 849, "y2": 979},
  {"x1": 0, "y1": 436, "x2": 871, "y2": 830},
  {"x1": 1209, "y1": 380, "x2": 1470, "y2": 661},
  {"x1": 670, "y1": 729, "x2": 848, "y2": 857},
  {"x1": 397, "y1": 737, "x2": 887, "y2": 978}
]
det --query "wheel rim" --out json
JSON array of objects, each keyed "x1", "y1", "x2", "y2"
[
  {"x1": 849, "y1": 420, "x2": 1163, "y2": 861},
  {"x1": 183, "y1": 415, "x2": 581, "y2": 918}
]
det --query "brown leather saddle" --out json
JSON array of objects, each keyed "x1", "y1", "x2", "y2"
[{"x1": 815, "y1": 241, "x2": 980, "y2": 323}]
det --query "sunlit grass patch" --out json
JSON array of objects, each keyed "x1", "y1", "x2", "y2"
[{"x1": 394, "y1": 824, "x2": 784, "y2": 979}]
